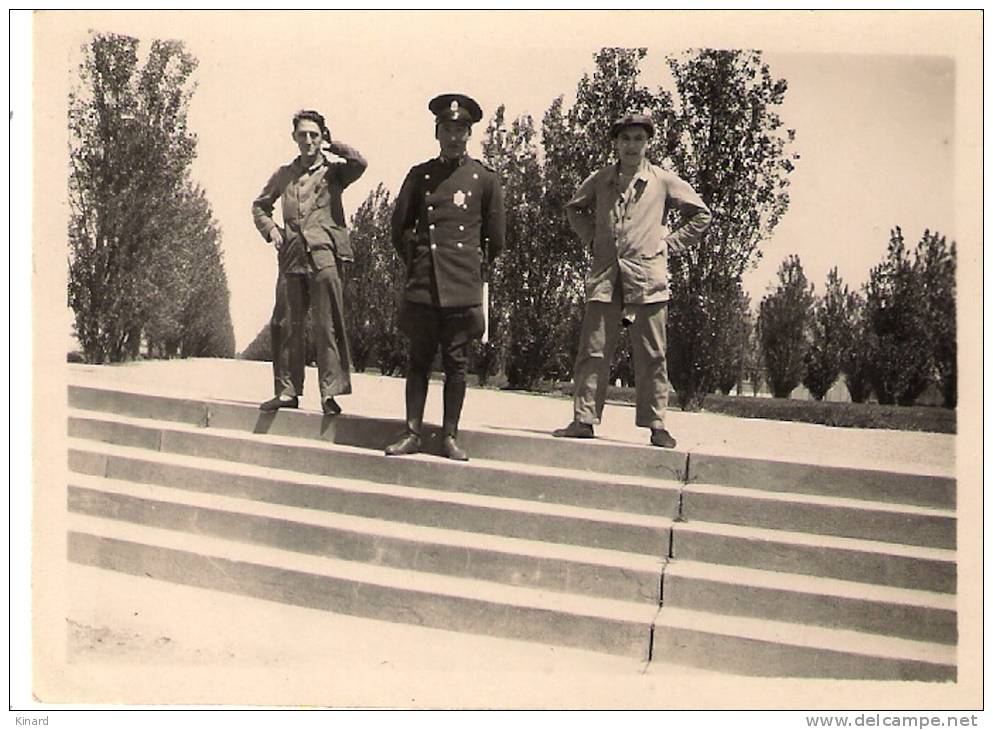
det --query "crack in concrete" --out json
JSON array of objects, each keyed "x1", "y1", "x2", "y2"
[{"x1": 644, "y1": 453, "x2": 691, "y2": 669}]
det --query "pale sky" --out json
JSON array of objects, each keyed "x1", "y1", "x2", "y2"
[{"x1": 45, "y1": 11, "x2": 964, "y2": 350}]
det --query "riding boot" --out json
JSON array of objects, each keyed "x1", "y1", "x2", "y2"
[
  {"x1": 442, "y1": 377, "x2": 468, "y2": 461},
  {"x1": 386, "y1": 372, "x2": 429, "y2": 456}
]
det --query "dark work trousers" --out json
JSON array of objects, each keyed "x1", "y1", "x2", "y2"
[
  {"x1": 399, "y1": 302, "x2": 484, "y2": 437},
  {"x1": 270, "y1": 275, "x2": 303, "y2": 397},
  {"x1": 276, "y1": 263, "x2": 352, "y2": 401}
]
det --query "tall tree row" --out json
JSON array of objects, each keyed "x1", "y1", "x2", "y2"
[
  {"x1": 68, "y1": 32, "x2": 234, "y2": 363},
  {"x1": 665, "y1": 49, "x2": 799, "y2": 408},
  {"x1": 757, "y1": 228, "x2": 956, "y2": 407}
]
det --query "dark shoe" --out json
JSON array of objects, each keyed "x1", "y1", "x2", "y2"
[
  {"x1": 552, "y1": 421, "x2": 595, "y2": 438},
  {"x1": 322, "y1": 397, "x2": 342, "y2": 416},
  {"x1": 650, "y1": 428, "x2": 677, "y2": 449},
  {"x1": 385, "y1": 432, "x2": 422, "y2": 456},
  {"x1": 442, "y1": 436, "x2": 469, "y2": 462},
  {"x1": 260, "y1": 395, "x2": 299, "y2": 412}
]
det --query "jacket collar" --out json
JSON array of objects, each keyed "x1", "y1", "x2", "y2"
[
  {"x1": 610, "y1": 158, "x2": 652, "y2": 187},
  {"x1": 293, "y1": 153, "x2": 329, "y2": 175},
  {"x1": 436, "y1": 153, "x2": 469, "y2": 168}
]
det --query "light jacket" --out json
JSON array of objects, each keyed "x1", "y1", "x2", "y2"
[{"x1": 565, "y1": 160, "x2": 711, "y2": 304}]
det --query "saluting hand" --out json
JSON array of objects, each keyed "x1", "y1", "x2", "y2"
[{"x1": 269, "y1": 227, "x2": 284, "y2": 251}]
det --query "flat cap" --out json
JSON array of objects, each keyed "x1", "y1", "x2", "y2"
[
  {"x1": 610, "y1": 112, "x2": 655, "y2": 138},
  {"x1": 429, "y1": 93, "x2": 483, "y2": 126}
]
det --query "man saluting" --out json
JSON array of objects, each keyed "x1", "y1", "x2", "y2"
[
  {"x1": 385, "y1": 93, "x2": 505, "y2": 461},
  {"x1": 252, "y1": 110, "x2": 367, "y2": 417}
]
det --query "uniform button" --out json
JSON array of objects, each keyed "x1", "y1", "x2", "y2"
[
  {"x1": 467, "y1": 191, "x2": 472, "y2": 196},
  {"x1": 424, "y1": 174, "x2": 430, "y2": 180},
  {"x1": 429, "y1": 224, "x2": 436, "y2": 230},
  {"x1": 431, "y1": 244, "x2": 437, "y2": 250},
  {"x1": 458, "y1": 225, "x2": 464, "y2": 231},
  {"x1": 427, "y1": 205, "x2": 434, "y2": 211},
  {"x1": 457, "y1": 242, "x2": 463, "y2": 248},
  {"x1": 473, "y1": 173, "x2": 479, "y2": 179}
]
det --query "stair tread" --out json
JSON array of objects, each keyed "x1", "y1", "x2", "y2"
[
  {"x1": 68, "y1": 511, "x2": 660, "y2": 624},
  {"x1": 68, "y1": 512, "x2": 955, "y2": 667},
  {"x1": 675, "y1": 520, "x2": 956, "y2": 562},
  {"x1": 655, "y1": 607, "x2": 956, "y2": 666},
  {"x1": 67, "y1": 408, "x2": 685, "y2": 490},
  {"x1": 69, "y1": 436, "x2": 676, "y2": 531},
  {"x1": 68, "y1": 470, "x2": 666, "y2": 573},
  {"x1": 665, "y1": 559, "x2": 956, "y2": 609},
  {"x1": 70, "y1": 431, "x2": 957, "y2": 562},
  {"x1": 685, "y1": 481, "x2": 956, "y2": 518}
]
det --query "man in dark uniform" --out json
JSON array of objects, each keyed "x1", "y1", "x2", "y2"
[
  {"x1": 385, "y1": 93, "x2": 505, "y2": 461},
  {"x1": 252, "y1": 109, "x2": 367, "y2": 416}
]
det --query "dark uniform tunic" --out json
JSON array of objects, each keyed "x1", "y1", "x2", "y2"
[{"x1": 391, "y1": 154, "x2": 505, "y2": 308}]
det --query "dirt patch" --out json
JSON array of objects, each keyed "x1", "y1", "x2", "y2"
[{"x1": 67, "y1": 618, "x2": 236, "y2": 664}]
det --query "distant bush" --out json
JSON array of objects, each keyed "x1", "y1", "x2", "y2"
[
  {"x1": 557, "y1": 383, "x2": 955, "y2": 434},
  {"x1": 697, "y1": 394, "x2": 955, "y2": 434}
]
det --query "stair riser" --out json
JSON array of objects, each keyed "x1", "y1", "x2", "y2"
[
  {"x1": 68, "y1": 415, "x2": 681, "y2": 517},
  {"x1": 68, "y1": 386, "x2": 689, "y2": 483},
  {"x1": 67, "y1": 486, "x2": 663, "y2": 604},
  {"x1": 68, "y1": 531, "x2": 653, "y2": 660},
  {"x1": 651, "y1": 625, "x2": 954, "y2": 681},
  {"x1": 73, "y1": 386, "x2": 955, "y2": 509},
  {"x1": 689, "y1": 454, "x2": 954, "y2": 509},
  {"x1": 207, "y1": 401, "x2": 692, "y2": 483},
  {"x1": 69, "y1": 386, "x2": 208, "y2": 427},
  {"x1": 68, "y1": 450, "x2": 671, "y2": 557},
  {"x1": 663, "y1": 573, "x2": 956, "y2": 644},
  {"x1": 672, "y1": 529, "x2": 956, "y2": 594},
  {"x1": 683, "y1": 491, "x2": 955, "y2": 549}
]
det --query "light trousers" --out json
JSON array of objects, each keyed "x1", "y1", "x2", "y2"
[{"x1": 572, "y1": 299, "x2": 669, "y2": 429}]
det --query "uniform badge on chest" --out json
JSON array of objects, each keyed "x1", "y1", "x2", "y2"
[{"x1": 452, "y1": 190, "x2": 467, "y2": 207}]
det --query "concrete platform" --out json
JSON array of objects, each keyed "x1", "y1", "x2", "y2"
[{"x1": 68, "y1": 359, "x2": 955, "y2": 477}]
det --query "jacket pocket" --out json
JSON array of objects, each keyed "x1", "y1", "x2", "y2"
[{"x1": 322, "y1": 223, "x2": 354, "y2": 262}]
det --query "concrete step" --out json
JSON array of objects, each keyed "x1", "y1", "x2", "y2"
[
  {"x1": 67, "y1": 410, "x2": 682, "y2": 518},
  {"x1": 682, "y1": 482, "x2": 955, "y2": 549},
  {"x1": 67, "y1": 512, "x2": 659, "y2": 660},
  {"x1": 651, "y1": 607, "x2": 955, "y2": 681},
  {"x1": 68, "y1": 409, "x2": 956, "y2": 551},
  {"x1": 68, "y1": 438, "x2": 673, "y2": 557},
  {"x1": 663, "y1": 560, "x2": 956, "y2": 644},
  {"x1": 67, "y1": 513, "x2": 955, "y2": 680},
  {"x1": 67, "y1": 385, "x2": 690, "y2": 484},
  {"x1": 68, "y1": 409, "x2": 957, "y2": 587},
  {"x1": 687, "y1": 451, "x2": 954, "y2": 509},
  {"x1": 672, "y1": 521, "x2": 956, "y2": 594},
  {"x1": 68, "y1": 384, "x2": 954, "y2": 507},
  {"x1": 67, "y1": 471, "x2": 665, "y2": 604}
]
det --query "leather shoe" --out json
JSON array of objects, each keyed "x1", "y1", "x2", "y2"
[
  {"x1": 322, "y1": 397, "x2": 342, "y2": 416},
  {"x1": 552, "y1": 421, "x2": 595, "y2": 438},
  {"x1": 385, "y1": 432, "x2": 422, "y2": 456},
  {"x1": 650, "y1": 428, "x2": 677, "y2": 449},
  {"x1": 260, "y1": 396, "x2": 298, "y2": 412},
  {"x1": 442, "y1": 436, "x2": 469, "y2": 461}
]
